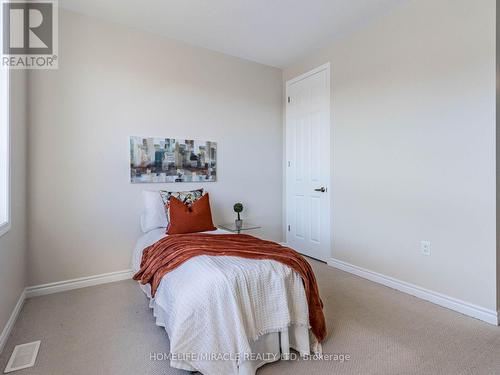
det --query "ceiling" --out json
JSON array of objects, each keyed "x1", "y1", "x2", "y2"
[{"x1": 60, "y1": 0, "x2": 408, "y2": 68}]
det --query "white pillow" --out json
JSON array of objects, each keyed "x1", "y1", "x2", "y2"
[{"x1": 140, "y1": 190, "x2": 168, "y2": 233}]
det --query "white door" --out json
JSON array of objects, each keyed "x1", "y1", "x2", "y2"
[{"x1": 286, "y1": 64, "x2": 331, "y2": 262}]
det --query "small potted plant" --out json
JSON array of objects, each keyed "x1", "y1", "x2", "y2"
[{"x1": 233, "y1": 203, "x2": 243, "y2": 230}]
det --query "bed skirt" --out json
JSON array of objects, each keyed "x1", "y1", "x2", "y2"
[{"x1": 138, "y1": 282, "x2": 319, "y2": 375}]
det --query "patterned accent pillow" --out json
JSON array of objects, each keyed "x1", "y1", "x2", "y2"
[{"x1": 159, "y1": 188, "x2": 204, "y2": 222}]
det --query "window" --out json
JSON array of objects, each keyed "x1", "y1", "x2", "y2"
[{"x1": 0, "y1": 2, "x2": 10, "y2": 236}]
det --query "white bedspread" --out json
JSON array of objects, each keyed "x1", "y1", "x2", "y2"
[{"x1": 132, "y1": 229, "x2": 319, "y2": 375}]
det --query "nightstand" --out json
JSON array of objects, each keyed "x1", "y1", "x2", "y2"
[{"x1": 218, "y1": 222, "x2": 261, "y2": 234}]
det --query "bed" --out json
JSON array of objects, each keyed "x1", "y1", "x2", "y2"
[{"x1": 132, "y1": 228, "x2": 322, "y2": 375}]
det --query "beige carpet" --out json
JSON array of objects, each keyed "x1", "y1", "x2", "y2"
[{"x1": 1, "y1": 259, "x2": 500, "y2": 375}]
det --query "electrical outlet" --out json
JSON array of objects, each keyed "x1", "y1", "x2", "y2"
[{"x1": 420, "y1": 240, "x2": 431, "y2": 256}]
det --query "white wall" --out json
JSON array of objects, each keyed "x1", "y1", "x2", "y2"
[
  {"x1": 27, "y1": 10, "x2": 283, "y2": 286},
  {"x1": 284, "y1": 0, "x2": 497, "y2": 310},
  {"x1": 0, "y1": 71, "x2": 28, "y2": 334},
  {"x1": 496, "y1": 0, "x2": 500, "y2": 311}
]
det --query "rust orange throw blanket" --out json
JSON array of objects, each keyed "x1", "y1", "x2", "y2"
[{"x1": 133, "y1": 233, "x2": 327, "y2": 342}]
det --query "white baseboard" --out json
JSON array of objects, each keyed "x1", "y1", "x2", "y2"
[
  {"x1": 1, "y1": 270, "x2": 133, "y2": 354},
  {"x1": 25, "y1": 269, "x2": 134, "y2": 298},
  {"x1": 0, "y1": 290, "x2": 26, "y2": 355},
  {"x1": 328, "y1": 258, "x2": 499, "y2": 325},
  {"x1": 4, "y1": 258, "x2": 497, "y2": 356}
]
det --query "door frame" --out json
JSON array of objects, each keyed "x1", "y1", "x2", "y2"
[{"x1": 284, "y1": 62, "x2": 331, "y2": 261}]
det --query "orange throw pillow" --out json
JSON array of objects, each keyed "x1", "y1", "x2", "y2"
[{"x1": 167, "y1": 193, "x2": 217, "y2": 234}]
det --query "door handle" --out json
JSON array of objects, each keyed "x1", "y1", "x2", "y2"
[{"x1": 314, "y1": 187, "x2": 326, "y2": 193}]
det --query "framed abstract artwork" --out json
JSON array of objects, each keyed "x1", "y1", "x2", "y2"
[{"x1": 130, "y1": 136, "x2": 217, "y2": 183}]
